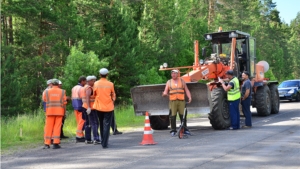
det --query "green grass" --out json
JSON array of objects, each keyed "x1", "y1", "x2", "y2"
[
  {"x1": 1, "y1": 106, "x2": 204, "y2": 155},
  {"x1": 0, "y1": 106, "x2": 145, "y2": 155}
]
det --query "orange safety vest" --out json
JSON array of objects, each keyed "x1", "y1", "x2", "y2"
[
  {"x1": 93, "y1": 78, "x2": 116, "y2": 112},
  {"x1": 71, "y1": 85, "x2": 85, "y2": 110},
  {"x1": 82, "y1": 85, "x2": 95, "y2": 109},
  {"x1": 43, "y1": 86, "x2": 67, "y2": 116},
  {"x1": 168, "y1": 78, "x2": 185, "y2": 101}
]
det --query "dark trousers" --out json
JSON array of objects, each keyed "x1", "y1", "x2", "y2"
[
  {"x1": 60, "y1": 117, "x2": 65, "y2": 137},
  {"x1": 97, "y1": 111, "x2": 113, "y2": 147},
  {"x1": 241, "y1": 97, "x2": 252, "y2": 126},
  {"x1": 229, "y1": 99, "x2": 240, "y2": 129},
  {"x1": 83, "y1": 109, "x2": 100, "y2": 141},
  {"x1": 110, "y1": 111, "x2": 117, "y2": 132}
]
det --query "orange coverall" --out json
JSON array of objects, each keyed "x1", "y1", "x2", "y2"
[{"x1": 43, "y1": 86, "x2": 67, "y2": 145}]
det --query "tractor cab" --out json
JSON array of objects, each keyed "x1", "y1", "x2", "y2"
[{"x1": 203, "y1": 29, "x2": 256, "y2": 79}]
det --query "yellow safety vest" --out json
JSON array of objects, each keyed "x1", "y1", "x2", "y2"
[{"x1": 227, "y1": 77, "x2": 241, "y2": 101}]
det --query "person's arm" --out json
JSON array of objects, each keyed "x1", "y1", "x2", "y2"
[
  {"x1": 242, "y1": 89, "x2": 250, "y2": 100},
  {"x1": 184, "y1": 82, "x2": 192, "y2": 103},
  {"x1": 111, "y1": 84, "x2": 116, "y2": 102},
  {"x1": 219, "y1": 79, "x2": 233, "y2": 91},
  {"x1": 162, "y1": 81, "x2": 169, "y2": 97},
  {"x1": 242, "y1": 82, "x2": 251, "y2": 100},
  {"x1": 86, "y1": 88, "x2": 92, "y2": 108},
  {"x1": 42, "y1": 91, "x2": 46, "y2": 102}
]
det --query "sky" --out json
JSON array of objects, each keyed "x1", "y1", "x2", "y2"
[{"x1": 273, "y1": 0, "x2": 300, "y2": 24}]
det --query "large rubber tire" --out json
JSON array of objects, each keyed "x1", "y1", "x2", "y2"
[
  {"x1": 269, "y1": 84, "x2": 280, "y2": 114},
  {"x1": 295, "y1": 93, "x2": 300, "y2": 102},
  {"x1": 149, "y1": 115, "x2": 170, "y2": 130},
  {"x1": 208, "y1": 87, "x2": 230, "y2": 130},
  {"x1": 255, "y1": 85, "x2": 271, "y2": 116}
]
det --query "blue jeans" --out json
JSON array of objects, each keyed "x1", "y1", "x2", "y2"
[
  {"x1": 229, "y1": 99, "x2": 240, "y2": 129},
  {"x1": 83, "y1": 109, "x2": 100, "y2": 141},
  {"x1": 241, "y1": 97, "x2": 252, "y2": 126}
]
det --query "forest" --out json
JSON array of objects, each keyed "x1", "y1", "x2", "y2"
[{"x1": 1, "y1": 0, "x2": 300, "y2": 116}]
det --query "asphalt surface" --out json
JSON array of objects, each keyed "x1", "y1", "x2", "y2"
[{"x1": 1, "y1": 101, "x2": 300, "y2": 169}]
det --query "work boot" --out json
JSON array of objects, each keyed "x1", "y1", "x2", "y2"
[
  {"x1": 93, "y1": 140, "x2": 101, "y2": 145},
  {"x1": 113, "y1": 130, "x2": 123, "y2": 135},
  {"x1": 43, "y1": 144, "x2": 50, "y2": 149},
  {"x1": 52, "y1": 144, "x2": 61, "y2": 149},
  {"x1": 76, "y1": 137, "x2": 85, "y2": 143},
  {"x1": 85, "y1": 140, "x2": 93, "y2": 144}
]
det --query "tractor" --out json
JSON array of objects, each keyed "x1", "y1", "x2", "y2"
[{"x1": 130, "y1": 28, "x2": 280, "y2": 130}]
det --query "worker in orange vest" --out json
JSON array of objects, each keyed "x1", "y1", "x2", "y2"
[
  {"x1": 82, "y1": 75, "x2": 101, "y2": 145},
  {"x1": 71, "y1": 76, "x2": 87, "y2": 142},
  {"x1": 58, "y1": 80, "x2": 69, "y2": 139},
  {"x1": 43, "y1": 79, "x2": 67, "y2": 149},
  {"x1": 93, "y1": 68, "x2": 116, "y2": 149},
  {"x1": 162, "y1": 69, "x2": 192, "y2": 137}
]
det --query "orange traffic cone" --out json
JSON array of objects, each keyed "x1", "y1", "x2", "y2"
[{"x1": 140, "y1": 112, "x2": 157, "y2": 145}]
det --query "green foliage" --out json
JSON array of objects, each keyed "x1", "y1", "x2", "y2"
[
  {"x1": 63, "y1": 43, "x2": 106, "y2": 95},
  {"x1": 1, "y1": 0, "x2": 299, "y2": 117}
]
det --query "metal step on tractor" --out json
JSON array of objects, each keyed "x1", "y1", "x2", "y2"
[{"x1": 131, "y1": 27, "x2": 280, "y2": 130}]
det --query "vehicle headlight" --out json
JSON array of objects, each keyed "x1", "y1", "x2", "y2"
[
  {"x1": 288, "y1": 89, "x2": 294, "y2": 94},
  {"x1": 160, "y1": 65, "x2": 163, "y2": 69},
  {"x1": 199, "y1": 59, "x2": 204, "y2": 65}
]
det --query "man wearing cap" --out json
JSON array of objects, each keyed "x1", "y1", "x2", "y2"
[
  {"x1": 82, "y1": 75, "x2": 101, "y2": 145},
  {"x1": 71, "y1": 76, "x2": 87, "y2": 142},
  {"x1": 43, "y1": 79, "x2": 67, "y2": 149},
  {"x1": 57, "y1": 80, "x2": 69, "y2": 139},
  {"x1": 93, "y1": 68, "x2": 116, "y2": 148},
  {"x1": 219, "y1": 70, "x2": 241, "y2": 130},
  {"x1": 162, "y1": 69, "x2": 192, "y2": 137},
  {"x1": 241, "y1": 71, "x2": 252, "y2": 128}
]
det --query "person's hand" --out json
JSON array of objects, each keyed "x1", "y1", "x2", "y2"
[
  {"x1": 162, "y1": 92, "x2": 168, "y2": 97},
  {"x1": 86, "y1": 108, "x2": 91, "y2": 115},
  {"x1": 188, "y1": 98, "x2": 192, "y2": 103},
  {"x1": 219, "y1": 78, "x2": 224, "y2": 84}
]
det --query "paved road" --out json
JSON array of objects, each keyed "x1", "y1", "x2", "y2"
[{"x1": 1, "y1": 101, "x2": 300, "y2": 169}]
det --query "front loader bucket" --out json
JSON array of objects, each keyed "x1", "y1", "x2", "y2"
[{"x1": 130, "y1": 83, "x2": 210, "y2": 116}]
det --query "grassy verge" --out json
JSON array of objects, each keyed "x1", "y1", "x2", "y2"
[
  {"x1": 1, "y1": 106, "x2": 205, "y2": 155},
  {"x1": 0, "y1": 106, "x2": 145, "y2": 155}
]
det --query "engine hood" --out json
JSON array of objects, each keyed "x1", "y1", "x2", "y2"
[{"x1": 278, "y1": 87, "x2": 298, "y2": 91}]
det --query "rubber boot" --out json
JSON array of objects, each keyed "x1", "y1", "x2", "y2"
[{"x1": 170, "y1": 116, "x2": 177, "y2": 132}]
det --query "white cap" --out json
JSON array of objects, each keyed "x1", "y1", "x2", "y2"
[
  {"x1": 86, "y1": 75, "x2": 97, "y2": 81},
  {"x1": 47, "y1": 79, "x2": 53, "y2": 85},
  {"x1": 171, "y1": 69, "x2": 179, "y2": 73},
  {"x1": 58, "y1": 80, "x2": 62, "y2": 85},
  {"x1": 99, "y1": 68, "x2": 109, "y2": 75}
]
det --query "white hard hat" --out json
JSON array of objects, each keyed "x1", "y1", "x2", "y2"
[
  {"x1": 171, "y1": 69, "x2": 179, "y2": 73},
  {"x1": 86, "y1": 75, "x2": 97, "y2": 81},
  {"x1": 51, "y1": 79, "x2": 59, "y2": 85},
  {"x1": 99, "y1": 68, "x2": 109, "y2": 75},
  {"x1": 58, "y1": 80, "x2": 62, "y2": 85},
  {"x1": 47, "y1": 79, "x2": 53, "y2": 85}
]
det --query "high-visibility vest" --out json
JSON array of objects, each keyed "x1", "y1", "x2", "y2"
[
  {"x1": 71, "y1": 85, "x2": 84, "y2": 111},
  {"x1": 42, "y1": 86, "x2": 51, "y2": 112},
  {"x1": 82, "y1": 85, "x2": 95, "y2": 109},
  {"x1": 227, "y1": 77, "x2": 241, "y2": 101},
  {"x1": 43, "y1": 86, "x2": 66, "y2": 116},
  {"x1": 168, "y1": 78, "x2": 185, "y2": 101},
  {"x1": 93, "y1": 78, "x2": 116, "y2": 112}
]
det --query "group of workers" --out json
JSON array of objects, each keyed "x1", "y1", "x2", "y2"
[
  {"x1": 164, "y1": 69, "x2": 252, "y2": 136},
  {"x1": 42, "y1": 68, "x2": 122, "y2": 149},
  {"x1": 42, "y1": 66, "x2": 252, "y2": 148}
]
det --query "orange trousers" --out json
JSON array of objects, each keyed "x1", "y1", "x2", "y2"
[
  {"x1": 44, "y1": 116, "x2": 63, "y2": 145},
  {"x1": 74, "y1": 110, "x2": 85, "y2": 138}
]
